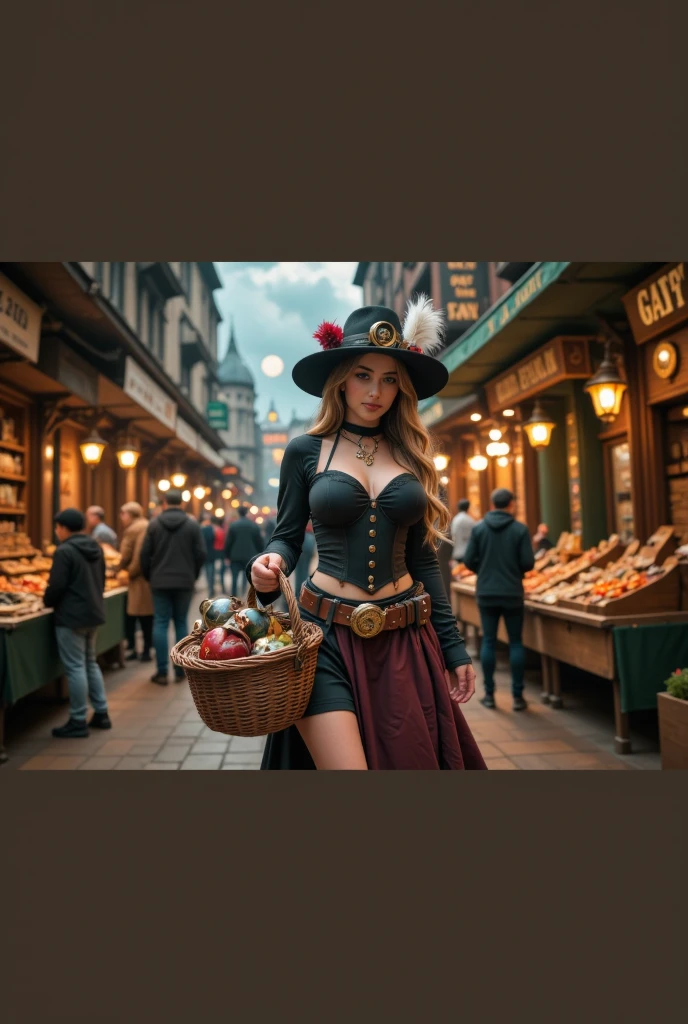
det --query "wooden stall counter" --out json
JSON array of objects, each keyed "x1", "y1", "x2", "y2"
[
  {"x1": 0, "y1": 587, "x2": 128, "y2": 764},
  {"x1": 450, "y1": 580, "x2": 688, "y2": 755}
]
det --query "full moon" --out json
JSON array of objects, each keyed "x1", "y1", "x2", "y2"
[{"x1": 261, "y1": 354, "x2": 284, "y2": 378}]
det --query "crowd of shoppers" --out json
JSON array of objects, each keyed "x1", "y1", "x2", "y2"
[{"x1": 44, "y1": 497, "x2": 286, "y2": 735}]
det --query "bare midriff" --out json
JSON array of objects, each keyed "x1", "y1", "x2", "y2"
[{"x1": 310, "y1": 568, "x2": 414, "y2": 602}]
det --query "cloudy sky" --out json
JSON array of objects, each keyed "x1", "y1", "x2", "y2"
[{"x1": 215, "y1": 262, "x2": 362, "y2": 423}]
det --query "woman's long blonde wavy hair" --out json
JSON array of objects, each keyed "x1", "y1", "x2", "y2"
[{"x1": 307, "y1": 355, "x2": 450, "y2": 547}]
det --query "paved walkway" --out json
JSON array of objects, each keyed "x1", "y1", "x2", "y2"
[{"x1": 2, "y1": 640, "x2": 660, "y2": 769}]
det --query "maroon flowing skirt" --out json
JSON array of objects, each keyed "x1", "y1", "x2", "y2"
[{"x1": 260, "y1": 598, "x2": 487, "y2": 770}]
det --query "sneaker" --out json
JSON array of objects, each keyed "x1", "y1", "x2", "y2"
[
  {"x1": 150, "y1": 672, "x2": 169, "y2": 686},
  {"x1": 513, "y1": 696, "x2": 528, "y2": 712},
  {"x1": 89, "y1": 711, "x2": 112, "y2": 730},
  {"x1": 480, "y1": 694, "x2": 496, "y2": 710},
  {"x1": 125, "y1": 649, "x2": 139, "y2": 662},
  {"x1": 52, "y1": 717, "x2": 89, "y2": 738}
]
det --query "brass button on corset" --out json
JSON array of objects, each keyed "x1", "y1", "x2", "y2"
[
  {"x1": 368, "y1": 575, "x2": 374, "y2": 583},
  {"x1": 368, "y1": 584, "x2": 375, "y2": 591},
  {"x1": 368, "y1": 560, "x2": 375, "y2": 568},
  {"x1": 369, "y1": 529, "x2": 376, "y2": 537},
  {"x1": 369, "y1": 514, "x2": 377, "y2": 522},
  {"x1": 370, "y1": 501, "x2": 377, "y2": 508},
  {"x1": 369, "y1": 544, "x2": 376, "y2": 552}
]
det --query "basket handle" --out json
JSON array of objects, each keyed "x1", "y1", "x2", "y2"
[{"x1": 247, "y1": 569, "x2": 306, "y2": 644}]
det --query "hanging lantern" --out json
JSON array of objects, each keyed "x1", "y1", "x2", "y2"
[
  {"x1": 468, "y1": 454, "x2": 488, "y2": 472},
  {"x1": 158, "y1": 478, "x2": 171, "y2": 492},
  {"x1": 496, "y1": 456, "x2": 509, "y2": 468},
  {"x1": 584, "y1": 339, "x2": 627, "y2": 423},
  {"x1": 486, "y1": 441, "x2": 503, "y2": 458},
  {"x1": 488, "y1": 428, "x2": 502, "y2": 441},
  {"x1": 171, "y1": 471, "x2": 187, "y2": 488},
  {"x1": 433, "y1": 453, "x2": 450, "y2": 471},
  {"x1": 80, "y1": 430, "x2": 107, "y2": 467},
  {"x1": 193, "y1": 486, "x2": 206, "y2": 500},
  {"x1": 523, "y1": 402, "x2": 556, "y2": 450},
  {"x1": 115, "y1": 435, "x2": 141, "y2": 470}
]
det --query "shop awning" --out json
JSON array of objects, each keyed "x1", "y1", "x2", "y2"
[{"x1": 420, "y1": 261, "x2": 664, "y2": 416}]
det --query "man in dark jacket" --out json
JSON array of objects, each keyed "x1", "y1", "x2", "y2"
[
  {"x1": 43, "y1": 508, "x2": 112, "y2": 738},
  {"x1": 463, "y1": 488, "x2": 535, "y2": 711},
  {"x1": 223, "y1": 505, "x2": 264, "y2": 600},
  {"x1": 140, "y1": 490, "x2": 206, "y2": 685}
]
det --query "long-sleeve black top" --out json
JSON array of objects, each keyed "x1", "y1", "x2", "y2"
[{"x1": 245, "y1": 434, "x2": 471, "y2": 670}]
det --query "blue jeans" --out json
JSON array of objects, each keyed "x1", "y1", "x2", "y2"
[
  {"x1": 230, "y1": 563, "x2": 248, "y2": 601},
  {"x1": 152, "y1": 589, "x2": 193, "y2": 675},
  {"x1": 205, "y1": 560, "x2": 216, "y2": 595},
  {"x1": 55, "y1": 626, "x2": 109, "y2": 723},
  {"x1": 478, "y1": 604, "x2": 526, "y2": 699}
]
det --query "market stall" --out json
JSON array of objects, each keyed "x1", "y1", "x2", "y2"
[{"x1": 451, "y1": 527, "x2": 688, "y2": 753}]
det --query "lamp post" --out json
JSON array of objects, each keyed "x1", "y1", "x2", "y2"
[
  {"x1": 523, "y1": 402, "x2": 556, "y2": 450},
  {"x1": 584, "y1": 337, "x2": 627, "y2": 423}
]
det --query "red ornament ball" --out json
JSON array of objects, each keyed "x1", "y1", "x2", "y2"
[{"x1": 199, "y1": 628, "x2": 251, "y2": 661}]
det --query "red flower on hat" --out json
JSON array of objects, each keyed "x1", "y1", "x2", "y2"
[
  {"x1": 314, "y1": 321, "x2": 344, "y2": 350},
  {"x1": 408, "y1": 345, "x2": 423, "y2": 353}
]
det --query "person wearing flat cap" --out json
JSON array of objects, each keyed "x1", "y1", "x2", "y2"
[
  {"x1": 463, "y1": 487, "x2": 535, "y2": 711},
  {"x1": 119, "y1": 502, "x2": 154, "y2": 662},
  {"x1": 43, "y1": 508, "x2": 112, "y2": 738},
  {"x1": 247, "y1": 298, "x2": 486, "y2": 770}
]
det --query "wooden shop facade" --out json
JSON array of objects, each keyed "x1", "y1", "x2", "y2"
[
  {"x1": 0, "y1": 263, "x2": 228, "y2": 760},
  {"x1": 420, "y1": 262, "x2": 688, "y2": 754}
]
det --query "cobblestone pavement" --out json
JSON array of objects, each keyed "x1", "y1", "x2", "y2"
[{"x1": 2, "y1": 608, "x2": 661, "y2": 770}]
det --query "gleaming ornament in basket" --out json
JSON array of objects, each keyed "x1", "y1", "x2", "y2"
[{"x1": 170, "y1": 570, "x2": 322, "y2": 737}]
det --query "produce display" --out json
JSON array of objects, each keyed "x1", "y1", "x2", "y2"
[{"x1": 195, "y1": 596, "x2": 295, "y2": 661}]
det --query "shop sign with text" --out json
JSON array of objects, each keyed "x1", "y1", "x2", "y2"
[
  {"x1": 485, "y1": 337, "x2": 591, "y2": 413},
  {"x1": 439, "y1": 262, "x2": 491, "y2": 333},
  {"x1": 124, "y1": 356, "x2": 177, "y2": 431},
  {"x1": 0, "y1": 272, "x2": 43, "y2": 363},
  {"x1": 623, "y1": 262, "x2": 687, "y2": 345}
]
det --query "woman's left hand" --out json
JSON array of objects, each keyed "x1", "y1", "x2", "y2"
[{"x1": 445, "y1": 663, "x2": 476, "y2": 705}]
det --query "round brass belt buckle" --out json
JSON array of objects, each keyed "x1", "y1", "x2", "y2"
[{"x1": 349, "y1": 602, "x2": 386, "y2": 638}]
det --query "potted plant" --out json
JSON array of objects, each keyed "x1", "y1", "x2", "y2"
[{"x1": 658, "y1": 668, "x2": 688, "y2": 770}]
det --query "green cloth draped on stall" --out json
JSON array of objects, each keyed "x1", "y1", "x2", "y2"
[
  {"x1": 0, "y1": 591, "x2": 127, "y2": 706},
  {"x1": 613, "y1": 623, "x2": 688, "y2": 714}
]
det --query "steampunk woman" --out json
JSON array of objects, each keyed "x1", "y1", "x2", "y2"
[{"x1": 247, "y1": 299, "x2": 486, "y2": 771}]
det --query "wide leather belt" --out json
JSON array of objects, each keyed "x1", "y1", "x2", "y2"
[{"x1": 299, "y1": 583, "x2": 431, "y2": 639}]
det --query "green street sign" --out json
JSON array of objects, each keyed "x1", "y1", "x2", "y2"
[{"x1": 207, "y1": 401, "x2": 229, "y2": 430}]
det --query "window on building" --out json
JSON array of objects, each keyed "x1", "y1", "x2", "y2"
[
  {"x1": 148, "y1": 290, "x2": 165, "y2": 363},
  {"x1": 93, "y1": 262, "x2": 104, "y2": 287},
  {"x1": 180, "y1": 261, "x2": 192, "y2": 297},
  {"x1": 180, "y1": 362, "x2": 191, "y2": 394},
  {"x1": 109, "y1": 262, "x2": 125, "y2": 311}
]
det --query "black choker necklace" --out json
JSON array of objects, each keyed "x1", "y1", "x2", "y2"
[{"x1": 341, "y1": 420, "x2": 382, "y2": 437}]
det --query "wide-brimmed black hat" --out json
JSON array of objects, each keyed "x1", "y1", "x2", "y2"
[{"x1": 292, "y1": 297, "x2": 449, "y2": 401}]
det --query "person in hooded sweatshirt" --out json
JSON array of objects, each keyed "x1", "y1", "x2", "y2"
[
  {"x1": 462, "y1": 488, "x2": 535, "y2": 711},
  {"x1": 140, "y1": 489, "x2": 206, "y2": 685},
  {"x1": 43, "y1": 508, "x2": 112, "y2": 738}
]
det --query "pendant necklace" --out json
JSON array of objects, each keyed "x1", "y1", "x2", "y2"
[{"x1": 340, "y1": 421, "x2": 383, "y2": 467}]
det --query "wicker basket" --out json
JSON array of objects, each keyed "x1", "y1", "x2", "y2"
[{"x1": 170, "y1": 570, "x2": 322, "y2": 737}]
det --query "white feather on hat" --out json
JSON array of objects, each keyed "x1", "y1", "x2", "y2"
[{"x1": 402, "y1": 294, "x2": 445, "y2": 356}]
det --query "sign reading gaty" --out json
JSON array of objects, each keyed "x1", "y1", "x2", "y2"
[
  {"x1": 485, "y1": 337, "x2": 591, "y2": 414},
  {"x1": 623, "y1": 262, "x2": 687, "y2": 345},
  {"x1": 439, "y1": 262, "x2": 491, "y2": 332},
  {"x1": 0, "y1": 272, "x2": 43, "y2": 363}
]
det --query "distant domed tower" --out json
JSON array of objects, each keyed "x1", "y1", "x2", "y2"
[{"x1": 216, "y1": 320, "x2": 259, "y2": 490}]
